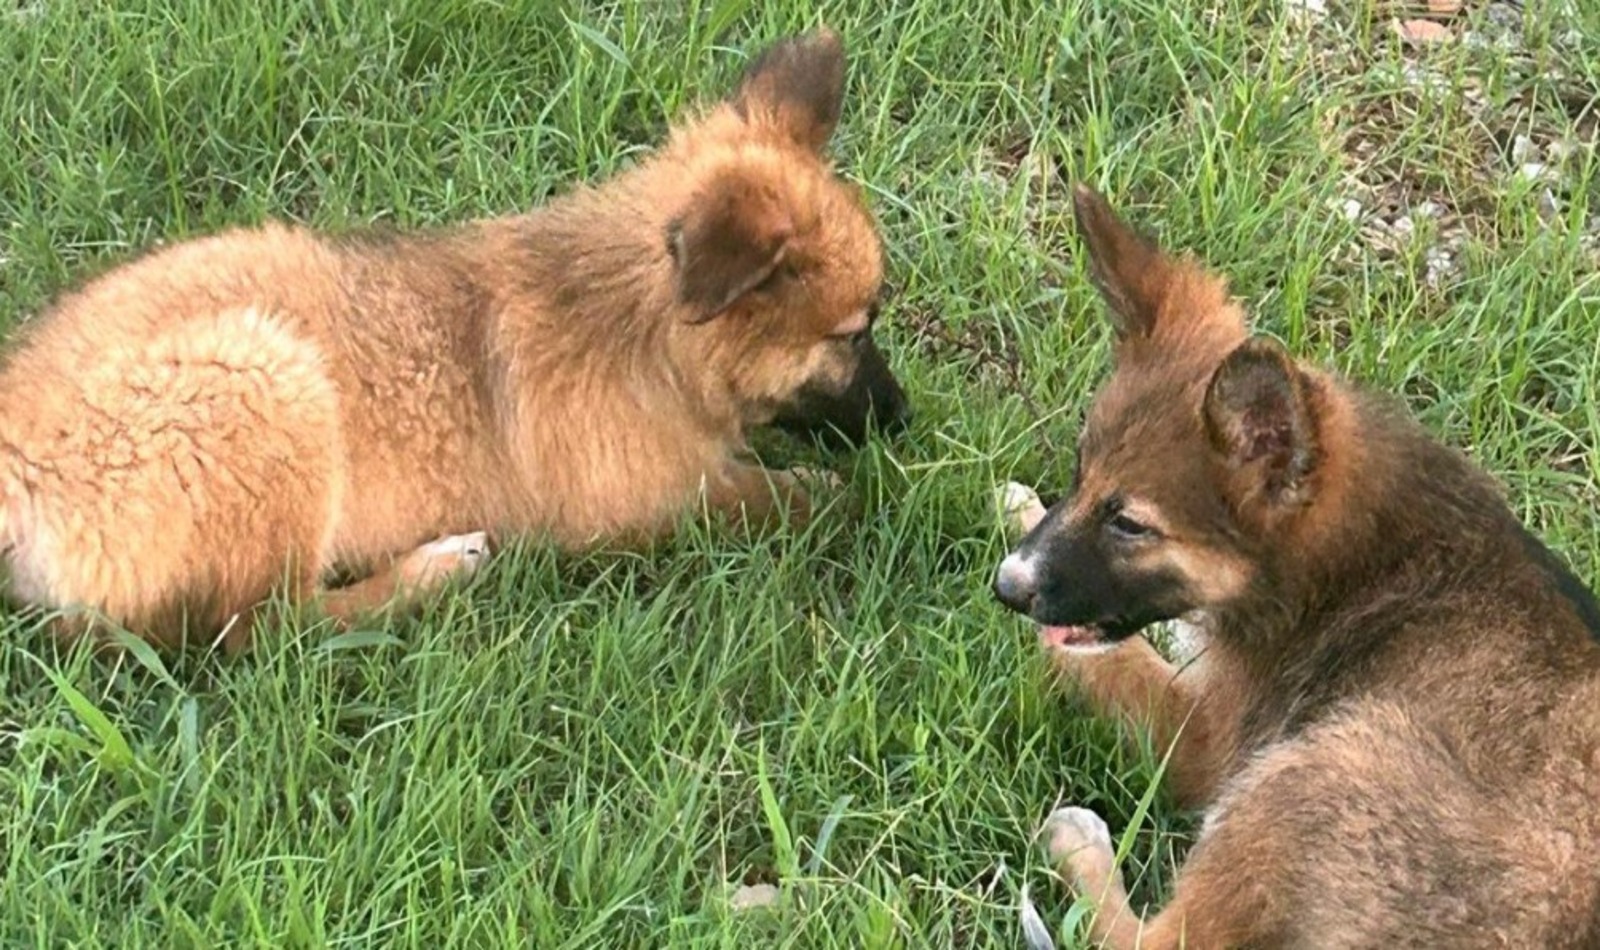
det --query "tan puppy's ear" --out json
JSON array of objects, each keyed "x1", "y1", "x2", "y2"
[
  {"x1": 667, "y1": 167, "x2": 794, "y2": 322},
  {"x1": 732, "y1": 28, "x2": 846, "y2": 154}
]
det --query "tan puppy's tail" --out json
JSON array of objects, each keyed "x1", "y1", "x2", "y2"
[
  {"x1": 1, "y1": 386, "x2": 54, "y2": 609},
  {"x1": 0, "y1": 456, "x2": 20, "y2": 582},
  {"x1": 1, "y1": 363, "x2": 30, "y2": 557},
  {"x1": 0, "y1": 446, "x2": 15, "y2": 546}
]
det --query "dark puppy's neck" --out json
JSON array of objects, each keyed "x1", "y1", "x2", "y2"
[{"x1": 1216, "y1": 385, "x2": 1600, "y2": 737}]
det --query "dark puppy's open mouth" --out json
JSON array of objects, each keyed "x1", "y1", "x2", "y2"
[
  {"x1": 1038, "y1": 615, "x2": 1154, "y2": 650},
  {"x1": 1040, "y1": 624, "x2": 1104, "y2": 648}
]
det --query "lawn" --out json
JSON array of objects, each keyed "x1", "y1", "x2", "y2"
[{"x1": 1, "y1": 0, "x2": 1596, "y2": 946}]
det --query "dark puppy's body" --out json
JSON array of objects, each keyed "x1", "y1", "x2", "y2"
[{"x1": 995, "y1": 186, "x2": 1600, "y2": 948}]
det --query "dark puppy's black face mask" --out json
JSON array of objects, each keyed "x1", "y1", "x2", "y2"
[
  {"x1": 770, "y1": 331, "x2": 911, "y2": 449},
  {"x1": 994, "y1": 496, "x2": 1194, "y2": 642}
]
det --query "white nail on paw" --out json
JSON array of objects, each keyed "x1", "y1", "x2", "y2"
[
  {"x1": 405, "y1": 531, "x2": 490, "y2": 585},
  {"x1": 998, "y1": 481, "x2": 1046, "y2": 534},
  {"x1": 1043, "y1": 806, "x2": 1114, "y2": 865}
]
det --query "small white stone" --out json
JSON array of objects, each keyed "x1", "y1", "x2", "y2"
[
  {"x1": 1167, "y1": 615, "x2": 1211, "y2": 663},
  {"x1": 1537, "y1": 189, "x2": 1561, "y2": 222},
  {"x1": 1485, "y1": 2, "x2": 1522, "y2": 31},
  {"x1": 729, "y1": 883, "x2": 780, "y2": 913},
  {"x1": 1424, "y1": 245, "x2": 1457, "y2": 289},
  {"x1": 1286, "y1": 0, "x2": 1327, "y2": 24},
  {"x1": 1340, "y1": 198, "x2": 1364, "y2": 222}
]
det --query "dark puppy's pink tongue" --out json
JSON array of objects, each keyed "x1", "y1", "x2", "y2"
[{"x1": 1039, "y1": 625, "x2": 1102, "y2": 648}]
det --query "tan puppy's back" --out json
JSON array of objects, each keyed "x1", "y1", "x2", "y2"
[
  {"x1": 1, "y1": 229, "x2": 346, "y2": 645},
  {"x1": 1, "y1": 223, "x2": 520, "y2": 647},
  {"x1": 0, "y1": 29, "x2": 905, "y2": 650}
]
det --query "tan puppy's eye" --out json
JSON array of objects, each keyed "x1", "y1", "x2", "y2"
[
  {"x1": 829, "y1": 298, "x2": 880, "y2": 344},
  {"x1": 754, "y1": 262, "x2": 798, "y2": 295}
]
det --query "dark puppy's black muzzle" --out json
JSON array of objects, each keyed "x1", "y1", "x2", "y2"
[
  {"x1": 993, "y1": 503, "x2": 1187, "y2": 640},
  {"x1": 771, "y1": 335, "x2": 911, "y2": 449},
  {"x1": 992, "y1": 568, "x2": 1035, "y2": 616}
]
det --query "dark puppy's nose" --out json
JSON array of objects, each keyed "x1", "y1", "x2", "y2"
[{"x1": 993, "y1": 551, "x2": 1038, "y2": 615}]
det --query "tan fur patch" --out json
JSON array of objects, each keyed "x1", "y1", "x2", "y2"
[
  {"x1": 1152, "y1": 540, "x2": 1254, "y2": 605},
  {"x1": 0, "y1": 28, "x2": 892, "y2": 649}
]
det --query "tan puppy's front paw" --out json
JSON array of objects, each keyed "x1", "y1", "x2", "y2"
[{"x1": 399, "y1": 531, "x2": 491, "y2": 589}]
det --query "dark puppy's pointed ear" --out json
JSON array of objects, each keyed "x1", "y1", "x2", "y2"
[
  {"x1": 733, "y1": 28, "x2": 846, "y2": 153},
  {"x1": 1203, "y1": 336, "x2": 1321, "y2": 501},
  {"x1": 1072, "y1": 184, "x2": 1174, "y2": 341},
  {"x1": 668, "y1": 168, "x2": 794, "y2": 323}
]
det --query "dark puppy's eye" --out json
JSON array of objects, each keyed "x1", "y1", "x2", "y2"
[{"x1": 1106, "y1": 511, "x2": 1156, "y2": 541}]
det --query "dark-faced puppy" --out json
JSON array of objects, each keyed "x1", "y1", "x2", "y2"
[
  {"x1": 994, "y1": 188, "x2": 1252, "y2": 649},
  {"x1": 994, "y1": 185, "x2": 1600, "y2": 949}
]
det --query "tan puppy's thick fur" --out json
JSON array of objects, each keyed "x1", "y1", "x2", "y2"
[
  {"x1": 995, "y1": 186, "x2": 1600, "y2": 948},
  {"x1": 0, "y1": 29, "x2": 907, "y2": 653}
]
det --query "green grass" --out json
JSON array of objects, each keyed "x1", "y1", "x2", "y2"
[{"x1": 1, "y1": 0, "x2": 1597, "y2": 945}]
